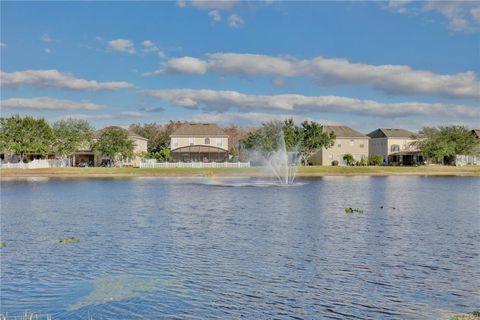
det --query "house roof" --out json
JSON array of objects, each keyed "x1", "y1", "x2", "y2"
[
  {"x1": 323, "y1": 125, "x2": 367, "y2": 138},
  {"x1": 367, "y1": 128, "x2": 415, "y2": 139},
  {"x1": 94, "y1": 126, "x2": 148, "y2": 141},
  {"x1": 171, "y1": 123, "x2": 227, "y2": 136},
  {"x1": 472, "y1": 129, "x2": 480, "y2": 139}
]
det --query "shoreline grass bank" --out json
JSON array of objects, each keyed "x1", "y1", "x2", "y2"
[{"x1": 1, "y1": 165, "x2": 479, "y2": 179}]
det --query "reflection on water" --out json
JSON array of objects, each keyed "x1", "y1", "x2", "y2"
[
  {"x1": 69, "y1": 275, "x2": 168, "y2": 310},
  {"x1": 1, "y1": 176, "x2": 479, "y2": 319}
]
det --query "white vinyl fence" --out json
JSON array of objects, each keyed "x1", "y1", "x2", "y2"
[
  {"x1": 140, "y1": 161, "x2": 250, "y2": 169},
  {"x1": 455, "y1": 155, "x2": 480, "y2": 166},
  {"x1": 0, "y1": 159, "x2": 69, "y2": 169}
]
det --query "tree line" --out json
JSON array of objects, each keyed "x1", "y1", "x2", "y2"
[{"x1": 1, "y1": 115, "x2": 478, "y2": 165}]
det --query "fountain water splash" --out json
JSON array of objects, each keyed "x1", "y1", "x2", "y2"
[{"x1": 249, "y1": 130, "x2": 302, "y2": 185}]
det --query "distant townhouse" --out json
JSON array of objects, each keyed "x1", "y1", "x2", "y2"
[
  {"x1": 309, "y1": 126, "x2": 369, "y2": 166},
  {"x1": 170, "y1": 123, "x2": 229, "y2": 162},
  {"x1": 73, "y1": 126, "x2": 148, "y2": 166},
  {"x1": 367, "y1": 128, "x2": 422, "y2": 165}
]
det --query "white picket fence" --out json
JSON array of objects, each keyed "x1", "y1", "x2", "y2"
[
  {"x1": 139, "y1": 161, "x2": 250, "y2": 169},
  {"x1": 456, "y1": 155, "x2": 480, "y2": 166},
  {"x1": 0, "y1": 159, "x2": 69, "y2": 169}
]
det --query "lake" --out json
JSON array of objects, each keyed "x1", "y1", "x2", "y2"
[{"x1": 1, "y1": 176, "x2": 479, "y2": 319}]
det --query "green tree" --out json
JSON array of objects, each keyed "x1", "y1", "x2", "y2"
[
  {"x1": 369, "y1": 154, "x2": 384, "y2": 166},
  {"x1": 343, "y1": 153, "x2": 355, "y2": 166},
  {"x1": 413, "y1": 126, "x2": 479, "y2": 165},
  {"x1": 243, "y1": 120, "x2": 335, "y2": 165},
  {"x1": 243, "y1": 121, "x2": 284, "y2": 158},
  {"x1": 52, "y1": 119, "x2": 94, "y2": 159},
  {"x1": 282, "y1": 118, "x2": 303, "y2": 151},
  {"x1": 0, "y1": 115, "x2": 53, "y2": 161},
  {"x1": 299, "y1": 121, "x2": 335, "y2": 165},
  {"x1": 94, "y1": 127, "x2": 134, "y2": 164},
  {"x1": 129, "y1": 121, "x2": 182, "y2": 153},
  {"x1": 151, "y1": 149, "x2": 173, "y2": 162}
]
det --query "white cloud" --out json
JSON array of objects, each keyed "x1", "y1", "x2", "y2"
[
  {"x1": 141, "y1": 88, "x2": 480, "y2": 119},
  {"x1": 387, "y1": 1, "x2": 480, "y2": 32},
  {"x1": 141, "y1": 40, "x2": 167, "y2": 58},
  {"x1": 157, "y1": 53, "x2": 480, "y2": 99},
  {"x1": 41, "y1": 33, "x2": 55, "y2": 43},
  {"x1": 228, "y1": 14, "x2": 243, "y2": 28},
  {"x1": 0, "y1": 69, "x2": 133, "y2": 91},
  {"x1": 387, "y1": 0, "x2": 415, "y2": 13},
  {"x1": 470, "y1": 7, "x2": 480, "y2": 22},
  {"x1": 208, "y1": 10, "x2": 222, "y2": 22},
  {"x1": 164, "y1": 57, "x2": 208, "y2": 74},
  {"x1": 0, "y1": 97, "x2": 104, "y2": 110},
  {"x1": 177, "y1": 0, "x2": 186, "y2": 8},
  {"x1": 188, "y1": 111, "x2": 334, "y2": 127},
  {"x1": 0, "y1": 42, "x2": 6, "y2": 48},
  {"x1": 189, "y1": 0, "x2": 239, "y2": 10},
  {"x1": 108, "y1": 39, "x2": 136, "y2": 54},
  {"x1": 58, "y1": 111, "x2": 146, "y2": 121},
  {"x1": 44, "y1": 48, "x2": 51, "y2": 54}
]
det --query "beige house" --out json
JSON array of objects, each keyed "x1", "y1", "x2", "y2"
[
  {"x1": 367, "y1": 128, "x2": 422, "y2": 165},
  {"x1": 309, "y1": 126, "x2": 369, "y2": 166},
  {"x1": 170, "y1": 123, "x2": 229, "y2": 162},
  {"x1": 73, "y1": 126, "x2": 148, "y2": 166}
]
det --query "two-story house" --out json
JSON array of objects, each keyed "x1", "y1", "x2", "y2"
[
  {"x1": 170, "y1": 123, "x2": 229, "y2": 162},
  {"x1": 309, "y1": 125, "x2": 370, "y2": 166},
  {"x1": 367, "y1": 128, "x2": 422, "y2": 165},
  {"x1": 73, "y1": 126, "x2": 148, "y2": 166}
]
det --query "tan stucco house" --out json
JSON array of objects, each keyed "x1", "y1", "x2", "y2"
[
  {"x1": 73, "y1": 126, "x2": 148, "y2": 166},
  {"x1": 170, "y1": 123, "x2": 229, "y2": 162},
  {"x1": 309, "y1": 125, "x2": 369, "y2": 166},
  {"x1": 367, "y1": 128, "x2": 422, "y2": 165}
]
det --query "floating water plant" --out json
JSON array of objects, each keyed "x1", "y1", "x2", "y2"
[
  {"x1": 345, "y1": 207, "x2": 364, "y2": 214},
  {"x1": 0, "y1": 242, "x2": 6, "y2": 247},
  {"x1": 59, "y1": 237, "x2": 80, "y2": 244}
]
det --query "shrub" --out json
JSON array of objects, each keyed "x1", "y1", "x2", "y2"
[
  {"x1": 369, "y1": 154, "x2": 383, "y2": 166},
  {"x1": 331, "y1": 160, "x2": 339, "y2": 166}
]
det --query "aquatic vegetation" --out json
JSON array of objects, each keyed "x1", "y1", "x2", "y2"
[
  {"x1": 0, "y1": 242, "x2": 6, "y2": 247},
  {"x1": 344, "y1": 207, "x2": 364, "y2": 214},
  {"x1": 450, "y1": 312, "x2": 480, "y2": 320},
  {"x1": 69, "y1": 275, "x2": 168, "y2": 310},
  {"x1": 59, "y1": 237, "x2": 80, "y2": 244},
  {"x1": 0, "y1": 313, "x2": 52, "y2": 320}
]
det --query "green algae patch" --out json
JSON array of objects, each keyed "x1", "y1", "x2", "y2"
[
  {"x1": 0, "y1": 242, "x2": 6, "y2": 247},
  {"x1": 59, "y1": 237, "x2": 80, "y2": 244},
  {"x1": 344, "y1": 207, "x2": 364, "y2": 214}
]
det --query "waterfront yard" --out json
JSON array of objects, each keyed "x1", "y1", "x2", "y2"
[{"x1": 1, "y1": 165, "x2": 479, "y2": 178}]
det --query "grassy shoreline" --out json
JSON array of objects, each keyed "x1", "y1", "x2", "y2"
[{"x1": 1, "y1": 165, "x2": 479, "y2": 179}]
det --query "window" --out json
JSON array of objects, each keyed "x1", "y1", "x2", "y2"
[
  {"x1": 337, "y1": 144, "x2": 341, "y2": 148},
  {"x1": 391, "y1": 144, "x2": 400, "y2": 152},
  {"x1": 216, "y1": 138, "x2": 222, "y2": 147},
  {"x1": 189, "y1": 137, "x2": 194, "y2": 145},
  {"x1": 349, "y1": 139, "x2": 354, "y2": 147},
  {"x1": 172, "y1": 138, "x2": 178, "y2": 147},
  {"x1": 360, "y1": 144, "x2": 364, "y2": 148},
  {"x1": 205, "y1": 137, "x2": 210, "y2": 144}
]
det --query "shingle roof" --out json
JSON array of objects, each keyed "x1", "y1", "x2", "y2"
[
  {"x1": 367, "y1": 128, "x2": 415, "y2": 139},
  {"x1": 323, "y1": 125, "x2": 367, "y2": 138},
  {"x1": 171, "y1": 123, "x2": 227, "y2": 136},
  {"x1": 94, "y1": 126, "x2": 148, "y2": 141}
]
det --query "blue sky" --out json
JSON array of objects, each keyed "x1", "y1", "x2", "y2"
[{"x1": 1, "y1": 0, "x2": 479, "y2": 132}]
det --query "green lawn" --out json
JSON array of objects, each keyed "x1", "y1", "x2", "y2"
[{"x1": 1, "y1": 165, "x2": 479, "y2": 178}]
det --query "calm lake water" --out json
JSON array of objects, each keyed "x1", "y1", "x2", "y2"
[{"x1": 1, "y1": 176, "x2": 479, "y2": 319}]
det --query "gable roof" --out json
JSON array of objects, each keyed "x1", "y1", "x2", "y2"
[
  {"x1": 94, "y1": 126, "x2": 148, "y2": 141},
  {"x1": 472, "y1": 129, "x2": 480, "y2": 139},
  {"x1": 171, "y1": 123, "x2": 227, "y2": 136},
  {"x1": 367, "y1": 128, "x2": 415, "y2": 139},
  {"x1": 323, "y1": 125, "x2": 367, "y2": 138}
]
